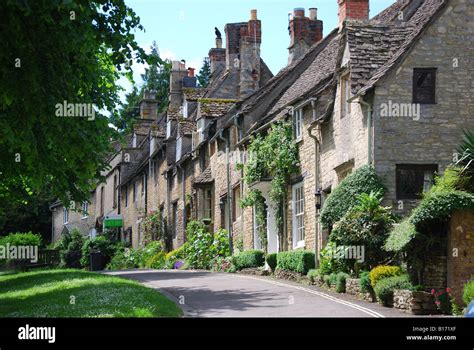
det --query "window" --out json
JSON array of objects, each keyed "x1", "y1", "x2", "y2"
[
  {"x1": 197, "y1": 118, "x2": 205, "y2": 143},
  {"x1": 132, "y1": 133, "x2": 137, "y2": 148},
  {"x1": 154, "y1": 160, "x2": 159, "y2": 186},
  {"x1": 413, "y1": 68, "x2": 436, "y2": 104},
  {"x1": 183, "y1": 101, "x2": 188, "y2": 119},
  {"x1": 172, "y1": 202, "x2": 178, "y2": 238},
  {"x1": 209, "y1": 140, "x2": 216, "y2": 157},
  {"x1": 100, "y1": 186, "x2": 104, "y2": 216},
  {"x1": 133, "y1": 181, "x2": 137, "y2": 202},
  {"x1": 141, "y1": 174, "x2": 146, "y2": 196},
  {"x1": 341, "y1": 74, "x2": 351, "y2": 117},
  {"x1": 124, "y1": 186, "x2": 129, "y2": 207},
  {"x1": 166, "y1": 120, "x2": 172, "y2": 138},
  {"x1": 396, "y1": 164, "x2": 438, "y2": 200},
  {"x1": 176, "y1": 137, "x2": 182, "y2": 161},
  {"x1": 82, "y1": 202, "x2": 89, "y2": 218},
  {"x1": 292, "y1": 182, "x2": 305, "y2": 248},
  {"x1": 203, "y1": 188, "x2": 213, "y2": 220},
  {"x1": 63, "y1": 207, "x2": 69, "y2": 224},
  {"x1": 293, "y1": 107, "x2": 303, "y2": 141},
  {"x1": 113, "y1": 174, "x2": 117, "y2": 208},
  {"x1": 232, "y1": 185, "x2": 241, "y2": 221}
]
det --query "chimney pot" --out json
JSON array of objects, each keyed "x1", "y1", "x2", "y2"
[
  {"x1": 216, "y1": 37, "x2": 222, "y2": 48},
  {"x1": 309, "y1": 8, "x2": 318, "y2": 20},
  {"x1": 250, "y1": 9, "x2": 257, "y2": 21},
  {"x1": 187, "y1": 68, "x2": 195, "y2": 77},
  {"x1": 294, "y1": 8, "x2": 305, "y2": 17}
]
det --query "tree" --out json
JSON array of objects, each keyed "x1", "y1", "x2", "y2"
[
  {"x1": 197, "y1": 57, "x2": 211, "y2": 88},
  {"x1": 0, "y1": 0, "x2": 149, "y2": 206},
  {"x1": 109, "y1": 85, "x2": 141, "y2": 132}
]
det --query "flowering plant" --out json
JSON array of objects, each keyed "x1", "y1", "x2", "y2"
[{"x1": 431, "y1": 287, "x2": 453, "y2": 314}]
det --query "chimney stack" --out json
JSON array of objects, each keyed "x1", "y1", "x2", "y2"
[
  {"x1": 338, "y1": 0, "x2": 369, "y2": 26},
  {"x1": 169, "y1": 60, "x2": 188, "y2": 108},
  {"x1": 139, "y1": 89, "x2": 158, "y2": 120},
  {"x1": 239, "y1": 9, "x2": 262, "y2": 98},
  {"x1": 288, "y1": 7, "x2": 323, "y2": 65}
]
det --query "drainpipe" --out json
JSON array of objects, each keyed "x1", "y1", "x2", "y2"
[
  {"x1": 307, "y1": 98, "x2": 321, "y2": 267},
  {"x1": 233, "y1": 114, "x2": 245, "y2": 245},
  {"x1": 218, "y1": 129, "x2": 233, "y2": 254},
  {"x1": 178, "y1": 163, "x2": 187, "y2": 243},
  {"x1": 357, "y1": 95, "x2": 373, "y2": 165}
]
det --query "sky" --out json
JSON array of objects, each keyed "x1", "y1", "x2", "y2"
[{"x1": 120, "y1": 0, "x2": 396, "y2": 98}]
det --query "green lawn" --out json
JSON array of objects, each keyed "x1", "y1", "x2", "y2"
[{"x1": 0, "y1": 269, "x2": 182, "y2": 317}]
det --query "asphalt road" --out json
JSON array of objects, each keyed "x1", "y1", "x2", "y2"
[{"x1": 104, "y1": 270, "x2": 412, "y2": 318}]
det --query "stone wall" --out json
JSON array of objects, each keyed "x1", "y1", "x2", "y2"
[
  {"x1": 373, "y1": 1, "x2": 474, "y2": 215},
  {"x1": 393, "y1": 290, "x2": 437, "y2": 315},
  {"x1": 448, "y1": 209, "x2": 474, "y2": 306}
]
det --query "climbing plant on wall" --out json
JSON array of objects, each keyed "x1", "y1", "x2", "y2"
[
  {"x1": 240, "y1": 122, "x2": 299, "y2": 238},
  {"x1": 240, "y1": 189, "x2": 267, "y2": 252}
]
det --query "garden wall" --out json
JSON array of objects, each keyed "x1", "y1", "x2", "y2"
[{"x1": 448, "y1": 209, "x2": 474, "y2": 306}]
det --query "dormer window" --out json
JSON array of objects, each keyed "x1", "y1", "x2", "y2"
[
  {"x1": 293, "y1": 107, "x2": 303, "y2": 141},
  {"x1": 197, "y1": 118, "x2": 205, "y2": 143},
  {"x1": 176, "y1": 137, "x2": 182, "y2": 161},
  {"x1": 166, "y1": 120, "x2": 172, "y2": 138},
  {"x1": 183, "y1": 101, "x2": 188, "y2": 119}
]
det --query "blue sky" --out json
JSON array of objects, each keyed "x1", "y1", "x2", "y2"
[{"x1": 120, "y1": 0, "x2": 396, "y2": 97}]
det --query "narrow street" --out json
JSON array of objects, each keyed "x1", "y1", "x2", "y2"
[{"x1": 105, "y1": 270, "x2": 413, "y2": 318}]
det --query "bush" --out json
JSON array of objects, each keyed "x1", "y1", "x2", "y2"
[
  {"x1": 210, "y1": 229, "x2": 230, "y2": 258},
  {"x1": 58, "y1": 229, "x2": 85, "y2": 268},
  {"x1": 330, "y1": 191, "x2": 395, "y2": 270},
  {"x1": 145, "y1": 251, "x2": 167, "y2": 269},
  {"x1": 359, "y1": 271, "x2": 371, "y2": 294},
  {"x1": 80, "y1": 235, "x2": 118, "y2": 268},
  {"x1": 106, "y1": 248, "x2": 138, "y2": 270},
  {"x1": 266, "y1": 253, "x2": 277, "y2": 272},
  {"x1": 336, "y1": 272, "x2": 350, "y2": 293},
  {"x1": 0, "y1": 232, "x2": 42, "y2": 247},
  {"x1": 165, "y1": 244, "x2": 187, "y2": 269},
  {"x1": 233, "y1": 250, "x2": 265, "y2": 270},
  {"x1": 369, "y1": 265, "x2": 402, "y2": 288},
  {"x1": 276, "y1": 250, "x2": 315, "y2": 275},
  {"x1": 320, "y1": 165, "x2": 385, "y2": 228},
  {"x1": 185, "y1": 221, "x2": 214, "y2": 269},
  {"x1": 324, "y1": 273, "x2": 338, "y2": 287},
  {"x1": 139, "y1": 241, "x2": 165, "y2": 267},
  {"x1": 307, "y1": 269, "x2": 320, "y2": 283},
  {"x1": 463, "y1": 280, "x2": 474, "y2": 305},
  {"x1": 374, "y1": 275, "x2": 413, "y2": 306},
  {"x1": 319, "y1": 242, "x2": 346, "y2": 275},
  {"x1": 210, "y1": 256, "x2": 236, "y2": 273}
]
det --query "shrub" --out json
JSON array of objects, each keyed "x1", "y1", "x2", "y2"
[
  {"x1": 185, "y1": 221, "x2": 214, "y2": 269},
  {"x1": 139, "y1": 241, "x2": 165, "y2": 267},
  {"x1": 320, "y1": 165, "x2": 385, "y2": 228},
  {"x1": 58, "y1": 229, "x2": 85, "y2": 268},
  {"x1": 145, "y1": 251, "x2": 167, "y2": 269},
  {"x1": 369, "y1": 265, "x2": 403, "y2": 288},
  {"x1": 323, "y1": 273, "x2": 338, "y2": 287},
  {"x1": 330, "y1": 191, "x2": 395, "y2": 270},
  {"x1": 319, "y1": 241, "x2": 346, "y2": 275},
  {"x1": 266, "y1": 253, "x2": 277, "y2": 272},
  {"x1": 0, "y1": 232, "x2": 42, "y2": 247},
  {"x1": 106, "y1": 248, "x2": 138, "y2": 270},
  {"x1": 463, "y1": 280, "x2": 474, "y2": 305},
  {"x1": 455, "y1": 129, "x2": 474, "y2": 192},
  {"x1": 233, "y1": 250, "x2": 265, "y2": 270},
  {"x1": 276, "y1": 250, "x2": 315, "y2": 275},
  {"x1": 165, "y1": 244, "x2": 187, "y2": 269},
  {"x1": 210, "y1": 229, "x2": 230, "y2": 258},
  {"x1": 80, "y1": 235, "x2": 118, "y2": 268},
  {"x1": 210, "y1": 256, "x2": 236, "y2": 273},
  {"x1": 374, "y1": 275, "x2": 413, "y2": 306},
  {"x1": 336, "y1": 272, "x2": 350, "y2": 293},
  {"x1": 359, "y1": 271, "x2": 371, "y2": 294},
  {"x1": 307, "y1": 269, "x2": 320, "y2": 283}
]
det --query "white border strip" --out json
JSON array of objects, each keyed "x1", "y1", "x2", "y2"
[{"x1": 234, "y1": 274, "x2": 385, "y2": 318}]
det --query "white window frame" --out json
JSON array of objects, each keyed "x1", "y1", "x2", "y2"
[
  {"x1": 183, "y1": 101, "x2": 188, "y2": 119},
  {"x1": 82, "y1": 201, "x2": 89, "y2": 219},
  {"x1": 292, "y1": 182, "x2": 305, "y2": 249},
  {"x1": 166, "y1": 120, "x2": 172, "y2": 139},
  {"x1": 341, "y1": 74, "x2": 351, "y2": 117},
  {"x1": 197, "y1": 118, "x2": 205, "y2": 144},
  {"x1": 132, "y1": 133, "x2": 137, "y2": 148},
  {"x1": 293, "y1": 108, "x2": 303, "y2": 141},
  {"x1": 63, "y1": 207, "x2": 69, "y2": 225},
  {"x1": 203, "y1": 188, "x2": 212, "y2": 220},
  {"x1": 253, "y1": 204, "x2": 263, "y2": 250}
]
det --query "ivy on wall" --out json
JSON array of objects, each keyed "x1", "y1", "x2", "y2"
[{"x1": 239, "y1": 122, "x2": 300, "y2": 239}]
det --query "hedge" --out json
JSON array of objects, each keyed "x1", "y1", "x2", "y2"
[
  {"x1": 233, "y1": 250, "x2": 265, "y2": 270},
  {"x1": 320, "y1": 165, "x2": 385, "y2": 228},
  {"x1": 0, "y1": 232, "x2": 42, "y2": 247},
  {"x1": 369, "y1": 265, "x2": 402, "y2": 288},
  {"x1": 463, "y1": 280, "x2": 474, "y2": 305},
  {"x1": 276, "y1": 250, "x2": 315, "y2": 275}
]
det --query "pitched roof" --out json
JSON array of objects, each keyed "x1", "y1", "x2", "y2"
[
  {"x1": 192, "y1": 166, "x2": 213, "y2": 186},
  {"x1": 183, "y1": 87, "x2": 208, "y2": 101},
  {"x1": 177, "y1": 119, "x2": 195, "y2": 137},
  {"x1": 198, "y1": 99, "x2": 237, "y2": 119}
]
